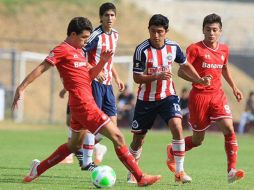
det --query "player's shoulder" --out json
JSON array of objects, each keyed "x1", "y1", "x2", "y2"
[
  {"x1": 135, "y1": 39, "x2": 150, "y2": 52},
  {"x1": 218, "y1": 43, "x2": 229, "y2": 51},
  {"x1": 165, "y1": 39, "x2": 180, "y2": 47},
  {"x1": 88, "y1": 26, "x2": 103, "y2": 41},
  {"x1": 111, "y1": 28, "x2": 119, "y2": 34},
  {"x1": 52, "y1": 42, "x2": 69, "y2": 52},
  {"x1": 187, "y1": 41, "x2": 202, "y2": 49}
]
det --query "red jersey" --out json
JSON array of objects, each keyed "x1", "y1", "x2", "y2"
[
  {"x1": 83, "y1": 26, "x2": 119, "y2": 85},
  {"x1": 45, "y1": 41, "x2": 93, "y2": 105},
  {"x1": 186, "y1": 41, "x2": 229, "y2": 92}
]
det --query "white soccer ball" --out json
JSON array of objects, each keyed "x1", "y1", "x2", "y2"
[{"x1": 91, "y1": 165, "x2": 116, "y2": 188}]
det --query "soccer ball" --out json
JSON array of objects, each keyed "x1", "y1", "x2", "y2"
[{"x1": 91, "y1": 165, "x2": 116, "y2": 188}]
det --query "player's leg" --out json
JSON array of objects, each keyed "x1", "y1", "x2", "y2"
[
  {"x1": 23, "y1": 130, "x2": 85, "y2": 183},
  {"x1": 81, "y1": 130, "x2": 97, "y2": 170},
  {"x1": 99, "y1": 121, "x2": 161, "y2": 187},
  {"x1": 216, "y1": 118, "x2": 245, "y2": 183},
  {"x1": 167, "y1": 117, "x2": 192, "y2": 183},
  {"x1": 127, "y1": 99, "x2": 156, "y2": 183},
  {"x1": 61, "y1": 105, "x2": 74, "y2": 164}
]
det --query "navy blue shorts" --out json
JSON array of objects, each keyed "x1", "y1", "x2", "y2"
[
  {"x1": 131, "y1": 95, "x2": 182, "y2": 133},
  {"x1": 92, "y1": 80, "x2": 117, "y2": 117}
]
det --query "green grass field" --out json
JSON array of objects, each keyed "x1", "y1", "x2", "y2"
[{"x1": 0, "y1": 121, "x2": 253, "y2": 190}]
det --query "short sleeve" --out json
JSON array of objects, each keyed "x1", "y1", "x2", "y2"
[
  {"x1": 133, "y1": 48, "x2": 146, "y2": 73},
  {"x1": 45, "y1": 45, "x2": 66, "y2": 65},
  {"x1": 186, "y1": 44, "x2": 198, "y2": 65},
  {"x1": 175, "y1": 44, "x2": 187, "y2": 64}
]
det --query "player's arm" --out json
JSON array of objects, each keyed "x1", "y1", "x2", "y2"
[
  {"x1": 222, "y1": 64, "x2": 243, "y2": 102},
  {"x1": 12, "y1": 61, "x2": 52, "y2": 110},
  {"x1": 89, "y1": 50, "x2": 113, "y2": 80},
  {"x1": 112, "y1": 65, "x2": 125, "y2": 91},
  {"x1": 133, "y1": 71, "x2": 172, "y2": 84},
  {"x1": 178, "y1": 62, "x2": 211, "y2": 85}
]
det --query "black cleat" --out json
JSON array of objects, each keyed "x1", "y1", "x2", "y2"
[{"x1": 81, "y1": 162, "x2": 98, "y2": 171}]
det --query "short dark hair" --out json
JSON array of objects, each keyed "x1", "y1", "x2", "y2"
[
  {"x1": 67, "y1": 17, "x2": 93, "y2": 36},
  {"x1": 99, "y1": 2, "x2": 116, "y2": 17},
  {"x1": 148, "y1": 14, "x2": 169, "y2": 30},
  {"x1": 203, "y1": 13, "x2": 222, "y2": 29}
]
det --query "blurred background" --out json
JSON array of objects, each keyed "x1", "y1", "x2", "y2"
[{"x1": 0, "y1": 0, "x2": 253, "y2": 133}]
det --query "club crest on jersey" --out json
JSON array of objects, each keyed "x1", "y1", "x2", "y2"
[
  {"x1": 73, "y1": 54, "x2": 78, "y2": 59},
  {"x1": 166, "y1": 54, "x2": 173, "y2": 61},
  {"x1": 132, "y1": 120, "x2": 139, "y2": 129}
]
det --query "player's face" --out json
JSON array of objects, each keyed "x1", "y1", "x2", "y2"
[
  {"x1": 72, "y1": 30, "x2": 91, "y2": 48},
  {"x1": 148, "y1": 25, "x2": 168, "y2": 48},
  {"x1": 203, "y1": 23, "x2": 222, "y2": 45},
  {"x1": 100, "y1": 10, "x2": 116, "y2": 31}
]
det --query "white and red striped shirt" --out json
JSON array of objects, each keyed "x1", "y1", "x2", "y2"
[
  {"x1": 133, "y1": 39, "x2": 186, "y2": 101},
  {"x1": 83, "y1": 26, "x2": 118, "y2": 85}
]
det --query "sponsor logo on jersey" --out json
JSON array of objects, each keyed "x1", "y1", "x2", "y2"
[
  {"x1": 202, "y1": 62, "x2": 223, "y2": 69},
  {"x1": 221, "y1": 54, "x2": 225, "y2": 61},
  {"x1": 132, "y1": 120, "x2": 139, "y2": 129},
  {"x1": 74, "y1": 62, "x2": 86, "y2": 68},
  {"x1": 135, "y1": 62, "x2": 140, "y2": 68},
  {"x1": 49, "y1": 52, "x2": 54, "y2": 57},
  {"x1": 147, "y1": 65, "x2": 170, "y2": 75}
]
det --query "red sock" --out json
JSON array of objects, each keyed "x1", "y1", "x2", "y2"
[
  {"x1": 115, "y1": 145, "x2": 143, "y2": 181},
  {"x1": 37, "y1": 143, "x2": 71, "y2": 175},
  {"x1": 169, "y1": 136, "x2": 197, "y2": 155},
  {"x1": 225, "y1": 133, "x2": 238, "y2": 172}
]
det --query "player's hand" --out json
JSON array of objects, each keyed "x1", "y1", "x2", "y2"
[
  {"x1": 96, "y1": 72, "x2": 106, "y2": 83},
  {"x1": 59, "y1": 88, "x2": 67, "y2": 98},
  {"x1": 115, "y1": 78, "x2": 125, "y2": 92},
  {"x1": 156, "y1": 71, "x2": 173, "y2": 80},
  {"x1": 200, "y1": 75, "x2": 213, "y2": 86},
  {"x1": 101, "y1": 50, "x2": 114, "y2": 63},
  {"x1": 11, "y1": 86, "x2": 24, "y2": 111},
  {"x1": 233, "y1": 87, "x2": 243, "y2": 102}
]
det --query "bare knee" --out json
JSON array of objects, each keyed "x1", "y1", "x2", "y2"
[
  {"x1": 67, "y1": 142, "x2": 81, "y2": 152},
  {"x1": 111, "y1": 131, "x2": 125, "y2": 147}
]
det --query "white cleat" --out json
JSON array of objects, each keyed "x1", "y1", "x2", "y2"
[
  {"x1": 127, "y1": 171, "x2": 137, "y2": 184},
  {"x1": 23, "y1": 159, "x2": 40, "y2": 183},
  {"x1": 228, "y1": 168, "x2": 245, "y2": 184},
  {"x1": 94, "y1": 144, "x2": 107, "y2": 165},
  {"x1": 175, "y1": 171, "x2": 192, "y2": 183}
]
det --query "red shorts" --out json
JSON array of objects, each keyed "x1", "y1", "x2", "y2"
[
  {"x1": 188, "y1": 89, "x2": 232, "y2": 131},
  {"x1": 70, "y1": 101, "x2": 110, "y2": 134}
]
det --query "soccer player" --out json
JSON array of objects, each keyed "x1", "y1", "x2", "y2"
[
  {"x1": 167, "y1": 13, "x2": 245, "y2": 183},
  {"x1": 127, "y1": 14, "x2": 211, "y2": 184},
  {"x1": 80, "y1": 2, "x2": 125, "y2": 171},
  {"x1": 12, "y1": 17, "x2": 161, "y2": 187}
]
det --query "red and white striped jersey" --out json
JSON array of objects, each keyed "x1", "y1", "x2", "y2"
[
  {"x1": 133, "y1": 39, "x2": 186, "y2": 101},
  {"x1": 83, "y1": 26, "x2": 118, "y2": 85}
]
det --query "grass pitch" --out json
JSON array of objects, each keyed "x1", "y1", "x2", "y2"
[{"x1": 0, "y1": 121, "x2": 253, "y2": 190}]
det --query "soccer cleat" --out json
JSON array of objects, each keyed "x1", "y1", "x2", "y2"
[
  {"x1": 137, "y1": 174, "x2": 161, "y2": 187},
  {"x1": 175, "y1": 171, "x2": 192, "y2": 183},
  {"x1": 23, "y1": 159, "x2": 40, "y2": 183},
  {"x1": 81, "y1": 162, "x2": 98, "y2": 171},
  {"x1": 127, "y1": 171, "x2": 137, "y2": 184},
  {"x1": 228, "y1": 168, "x2": 245, "y2": 183},
  {"x1": 94, "y1": 144, "x2": 107, "y2": 165},
  {"x1": 166, "y1": 144, "x2": 176, "y2": 173}
]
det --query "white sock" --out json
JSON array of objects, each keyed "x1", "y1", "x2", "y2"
[
  {"x1": 129, "y1": 146, "x2": 142, "y2": 163},
  {"x1": 172, "y1": 139, "x2": 185, "y2": 173},
  {"x1": 82, "y1": 132, "x2": 95, "y2": 167},
  {"x1": 95, "y1": 133, "x2": 104, "y2": 143}
]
